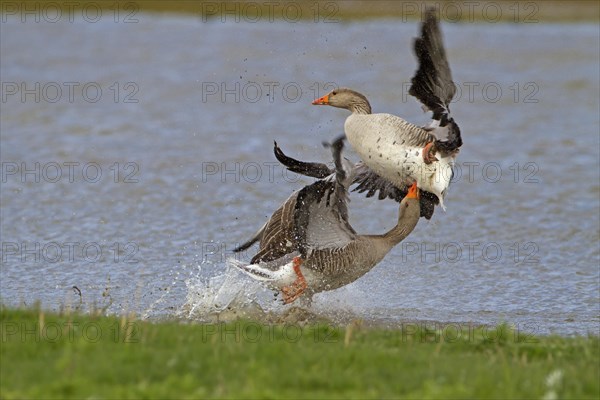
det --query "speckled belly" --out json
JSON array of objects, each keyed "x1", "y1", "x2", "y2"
[{"x1": 345, "y1": 114, "x2": 455, "y2": 204}]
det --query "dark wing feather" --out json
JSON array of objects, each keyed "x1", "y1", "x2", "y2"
[
  {"x1": 274, "y1": 141, "x2": 333, "y2": 179},
  {"x1": 409, "y1": 7, "x2": 462, "y2": 152},
  {"x1": 351, "y1": 162, "x2": 438, "y2": 220},
  {"x1": 418, "y1": 190, "x2": 438, "y2": 220},
  {"x1": 352, "y1": 162, "x2": 405, "y2": 202},
  {"x1": 409, "y1": 8, "x2": 455, "y2": 118}
]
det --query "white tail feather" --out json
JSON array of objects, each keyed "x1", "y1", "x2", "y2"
[{"x1": 227, "y1": 257, "x2": 296, "y2": 285}]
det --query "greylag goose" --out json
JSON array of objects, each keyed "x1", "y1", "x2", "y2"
[
  {"x1": 231, "y1": 137, "x2": 420, "y2": 304},
  {"x1": 311, "y1": 8, "x2": 461, "y2": 213}
]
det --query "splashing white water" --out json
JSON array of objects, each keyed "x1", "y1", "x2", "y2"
[
  {"x1": 177, "y1": 258, "x2": 372, "y2": 325},
  {"x1": 178, "y1": 261, "x2": 285, "y2": 321}
]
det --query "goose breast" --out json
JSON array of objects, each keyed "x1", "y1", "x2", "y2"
[{"x1": 345, "y1": 113, "x2": 456, "y2": 206}]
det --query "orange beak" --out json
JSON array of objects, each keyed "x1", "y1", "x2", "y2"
[
  {"x1": 406, "y1": 182, "x2": 419, "y2": 199},
  {"x1": 312, "y1": 94, "x2": 329, "y2": 105}
]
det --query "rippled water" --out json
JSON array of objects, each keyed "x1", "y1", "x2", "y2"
[{"x1": 1, "y1": 15, "x2": 598, "y2": 335}]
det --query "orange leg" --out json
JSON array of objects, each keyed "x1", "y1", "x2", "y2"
[
  {"x1": 422, "y1": 142, "x2": 438, "y2": 165},
  {"x1": 281, "y1": 257, "x2": 307, "y2": 304}
]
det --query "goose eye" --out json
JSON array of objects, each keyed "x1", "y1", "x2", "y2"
[{"x1": 332, "y1": 91, "x2": 337, "y2": 95}]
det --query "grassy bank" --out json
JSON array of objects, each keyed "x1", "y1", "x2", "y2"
[
  {"x1": 1, "y1": 307, "x2": 598, "y2": 398},
  {"x1": 2, "y1": 0, "x2": 599, "y2": 23}
]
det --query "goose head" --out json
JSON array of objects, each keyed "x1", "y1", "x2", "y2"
[
  {"x1": 398, "y1": 182, "x2": 421, "y2": 221},
  {"x1": 312, "y1": 88, "x2": 372, "y2": 114}
]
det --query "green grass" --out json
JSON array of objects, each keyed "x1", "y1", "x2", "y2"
[{"x1": 1, "y1": 306, "x2": 599, "y2": 399}]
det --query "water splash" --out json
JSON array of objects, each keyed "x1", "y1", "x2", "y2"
[
  {"x1": 178, "y1": 261, "x2": 280, "y2": 322},
  {"x1": 177, "y1": 258, "x2": 380, "y2": 325}
]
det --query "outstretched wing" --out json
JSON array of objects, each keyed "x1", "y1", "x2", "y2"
[
  {"x1": 234, "y1": 141, "x2": 327, "y2": 260},
  {"x1": 293, "y1": 137, "x2": 356, "y2": 257},
  {"x1": 274, "y1": 141, "x2": 333, "y2": 179},
  {"x1": 352, "y1": 161, "x2": 406, "y2": 202},
  {"x1": 409, "y1": 7, "x2": 455, "y2": 119},
  {"x1": 352, "y1": 162, "x2": 438, "y2": 220},
  {"x1": 249, "y1": 191, "x2": 299, "y2": 264},
  {"x1": 409, "y1": 7, "x2": 462, "y2": 151}
]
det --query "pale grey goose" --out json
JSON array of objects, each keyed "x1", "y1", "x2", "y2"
[{"x1": 311, "y1": 8, "x2": 461, "y2": 215}]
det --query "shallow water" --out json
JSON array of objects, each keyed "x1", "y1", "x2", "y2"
[{"x1": 1, "y1": 14, "x2": 599, "y2": 335}]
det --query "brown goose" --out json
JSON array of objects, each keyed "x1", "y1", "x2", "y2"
[
  {"x1": 231, "y1": 137, "x2": 420, "y2": 304},
  {"x1": 311, "y1": 8, "x2": 461, "y2": 215}
]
